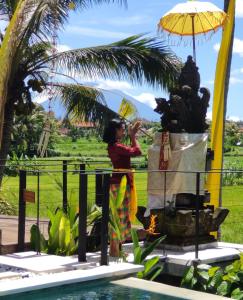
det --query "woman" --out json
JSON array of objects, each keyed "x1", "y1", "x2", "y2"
[{"x1": 103, "y1": 119, "x2": 142, "y2": 257}]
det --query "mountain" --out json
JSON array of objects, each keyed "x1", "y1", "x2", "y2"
[{"x1": 40, "y1": 89, "x2": 160, "y2": 121}]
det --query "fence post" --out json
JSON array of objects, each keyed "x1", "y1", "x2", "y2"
[
  {"x1": 95, "y1": 169, "x2": 103, "y2": 207},
  {"x1": 78, "y1": 165, "x2": 87, "y2": 262},
  {"x1": 18, "y1": 170, "x2": 27, "y2": 251},
  {"x1": 100, "y1": 173, "x2": 110, "y2": 265},
  {"x1": 63, "y1": 160, "x2": 68, "y2": 213},
  {"x1": 36, "y1": 172, "x2": 40, "y2": 254},
  {"x1": 195, "y1": 172, "x2": 200, "y2": 260}
]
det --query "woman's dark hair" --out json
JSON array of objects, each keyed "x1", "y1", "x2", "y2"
[{"x1": 103, "y1": 119, "x2": 125, "y2": 144}]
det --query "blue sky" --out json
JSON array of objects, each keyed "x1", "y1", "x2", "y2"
[{"x1": 56, "y1": 0, "x2": 243, "y2": 121}]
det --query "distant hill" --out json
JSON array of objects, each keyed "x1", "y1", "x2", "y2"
[{"x1": 40, "y1": 89, "x2": 160, "y2": 121}]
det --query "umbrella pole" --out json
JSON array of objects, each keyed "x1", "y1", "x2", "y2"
[{"x1": 191, "y1": 14, "x2": 196, "y2": 63}]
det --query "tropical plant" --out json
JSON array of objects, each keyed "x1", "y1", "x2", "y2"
[
  {"x1": 3, "y1": 153, "x2": 40, "y2": 179},
  {"x1": 0, "y1": 0, "x2": 181, "y2": 187},
  {"x1": 131, "y1": 228, "x2": 165, "y2": 281},
  {"x1": 30, "y1": 204, "x2": 102, "y2": 255},
  {"x1": 109, "y1": 175, "x2": 127, "y2": 258},
  {"x1": 181, "y1": 254, "x2": 243, "y2": 298},
  {"x1": 9, "y1": 104, "x2": 59, "y2": 157},
  {"x1": 0, "y1": 198, "x2": 17, "y2": 215}
]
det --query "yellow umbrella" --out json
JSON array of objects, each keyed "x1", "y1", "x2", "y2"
[{"x1": 158, "y1": 1, "x2": 227, "y2": 63}]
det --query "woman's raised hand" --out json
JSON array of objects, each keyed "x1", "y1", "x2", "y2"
[{"x1": 129, "y1": 121, "x2": 142, "y2": 137}]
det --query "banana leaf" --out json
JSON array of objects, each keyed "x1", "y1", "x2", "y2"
[
  {"x1": 141, "y1": 235, "x2": 165, "y2": 263},
  {"x1": 48, "y1": 209, "x2": 63, "y2": 252},
  {"x1": 147, "y1": 266, "x2": 163, "y2": 281},
  {"x1": 143, "y1": 256, "x2": 160, "y2": 275},
  {"x1": 30, "y1": 224, "x2": 47, "y2": 252},
  {"x1": 59, "y1": 215, "x2": 71, "y2": 251},
  {"x1": 131, "y1": 228, "x2": 139, "y2": 252}
]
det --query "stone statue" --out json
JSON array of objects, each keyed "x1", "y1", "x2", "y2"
[{"x1": 154, "y1": 55, "x2": 210, "y2": 133}]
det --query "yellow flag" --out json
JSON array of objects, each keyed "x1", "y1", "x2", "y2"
[
  {"x1": 206, "y1": 1, "x2": 235, "y2": 208},
  {"x1": 118, "y1": 98, "x2": 137, "y2": 120}
]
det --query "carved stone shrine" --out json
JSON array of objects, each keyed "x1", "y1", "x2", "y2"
[{"x1": 137, "y1": 56, "x2": 229, "y2": 249}]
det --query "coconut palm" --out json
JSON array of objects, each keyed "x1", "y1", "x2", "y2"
[{"x1": 0, "y1": 0, "x2": 181, "y2": 181}]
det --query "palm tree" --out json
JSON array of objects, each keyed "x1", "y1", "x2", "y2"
[{"x1": 0, "y1": 0, "x2": 181, "y2": 181}]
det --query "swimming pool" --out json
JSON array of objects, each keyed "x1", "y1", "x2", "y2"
[{"x1": 3, "y1": 279, "x2": 183, "y2": 300}]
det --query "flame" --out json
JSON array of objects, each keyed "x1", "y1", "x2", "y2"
[{"x1": 146, "y1": 215, "x2": 160, "y2": 236}]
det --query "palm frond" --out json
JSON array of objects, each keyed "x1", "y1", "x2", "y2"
[
  {"x1": 67, "y1": 0, "x2": 127, "y2": 10},
  {"x1": 53, "y1": 83, "x2": 119, "y2": 129},
  {"x1": 49, "y1": 35, "x2": 181, "y2": 91},
  {"x1": 1, "y1": 0, "x2": 127, "y2": 40}
]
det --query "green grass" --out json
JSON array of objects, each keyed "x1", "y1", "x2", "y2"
[
  {"x1": 220, "y1": 186, "x2": 243, "y2": 243},
  {"x1": 1, "y1": 170, "x2": 148, "y2": 219},
  {"x1": 53, "y1": 136, "x2": 150, "y2": 159}
]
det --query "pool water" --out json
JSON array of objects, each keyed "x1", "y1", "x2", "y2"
[{"x1": 3, "y1": 280, "x2": 185, "y2": 300}]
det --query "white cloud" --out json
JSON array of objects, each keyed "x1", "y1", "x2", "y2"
[
  {"x1": 96, "y1": 79, "x2": 133, "y2": 91},
  {"x1": 105, "y1": 15, "x2": 150, "y2": 26},
  {"x1": 213, "y1": 43, "x2": 220, "y2": 52},
  {"x1": 227, "y1": 115, "x2": 241, "y2": 122},
  {"x1": 233, "y1": 38, "x2": 243, "y2": 57},
  {"x1": 236, "y1": 0, "x2": 243, "y2": 18},
  {"x1": 207, "y1": 76, "x2": 243, "y2": 85},
  {"x1": 65, "y1": 26, "x2": 131, "y2": 39},
  {"x1": 205, "y1": 80, "x2": 214, "y2": 85},
  {"x1": 214, "y1": 38, "x2": 243, "y2": 57},
  {"x1": 56, "y1": 44, "x2": 71, "y2": 52},
  {"x1": 231, "y1": 68, "x2": 242, "y2": 75},
  {"x1": 230, "y1": 77, "x2": 243, "y2": 84},
  {"x1": 77, "y1": 15, "x2": 150, "y2": 27},
  {"x1": 132, "y1": 93, "x2": 156, "y2": 108}
]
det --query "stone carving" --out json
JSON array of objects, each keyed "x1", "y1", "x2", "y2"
[
  {"x1": 154, "y1": 55, "x2": 210, "y2": 133},
  {"x1": 137, "y1": 206, "x2": 229, "y2": 247}
]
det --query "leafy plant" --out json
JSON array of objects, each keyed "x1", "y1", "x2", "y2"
[
  {"x1": 222, "y1": 160, "x2": 243, "y2": 186},
  {"x1": 4, "y1": 153, "x2": 39, "y2": 177},
  {"x1": 0, "y1": 198, "x2": 17, "y2": 215},
  {"x1": 131, "y1": 228, "x2": 165, "y2": 281},
  {"x1": 109, "y1": 175, "x2": 127, "y2": 258},
  {"x1": 30, "y1": 204, "x2": 102, "y2": 255},
  {"x1": 181, "y1": 254, "x2": 243, "y2": 298}
]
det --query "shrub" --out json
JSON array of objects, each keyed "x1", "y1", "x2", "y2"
[
  {"x1": 181, "y1": 254, "x2": 243, "y2": 298},
  {"x1": 0, "y1": 198, "x2": 17, "y2": 215},
  {"x1": 131, "y1": 228, "x2": 165, "y2": 281}
]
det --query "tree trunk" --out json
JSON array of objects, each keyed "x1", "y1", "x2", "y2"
[
  {"x1": 0, "y1": 0, "x2": 29, "y2": 148},
  {"x1": 0, "y1": 100, "x2": 15, "y2": 186}
]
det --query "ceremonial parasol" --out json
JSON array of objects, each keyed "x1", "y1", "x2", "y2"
[{"x1": 158, "y1": 1, "x2": 227, "y2": 63}]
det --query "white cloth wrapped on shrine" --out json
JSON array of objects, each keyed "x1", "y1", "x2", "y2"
[{"x1": 145, "y1": 132, "x2": 208, "y2": 216}]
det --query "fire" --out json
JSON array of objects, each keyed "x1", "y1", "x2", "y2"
[{"x1": 146, "y1": 215, "x2": 160, "y2": 235}]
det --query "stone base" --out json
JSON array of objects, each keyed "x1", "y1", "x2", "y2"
[
  {"x1": 164, "y1": 234, "x2": 216, "y2": 246},
  {"x1": 159, "y1": 242, "x2": 218, "y2": 252}
]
